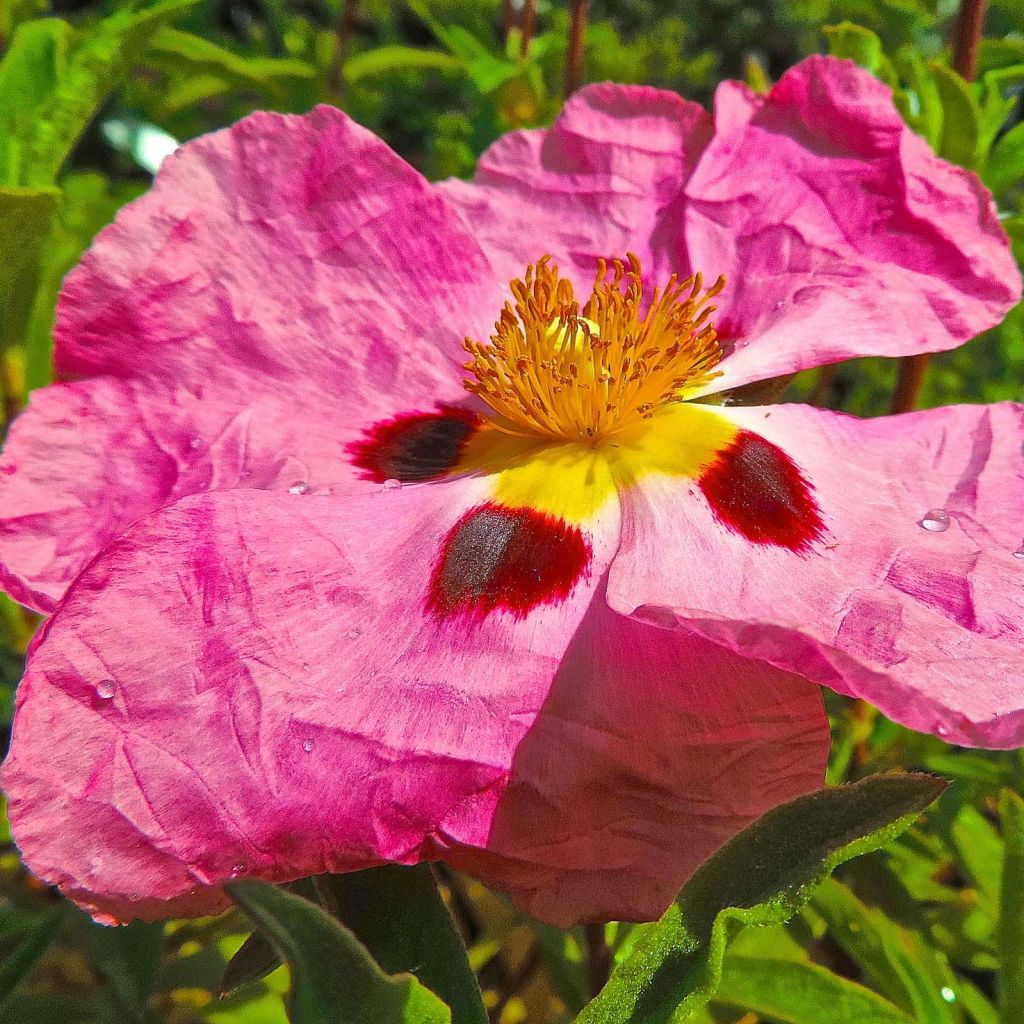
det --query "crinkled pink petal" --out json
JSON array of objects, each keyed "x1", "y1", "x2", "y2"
[
  {"x1": 2, "y1": 478, "x2": 826, "y2": 925},
  {"x1": 683, "y1": 57, "x2": 1021, "y2": 390},
  {"x1": 56, "y1": 105, "x2": 499, "y2": 386},
  {"x1": 439, "y1": 82, "x2": 712, "y2": 291},
  {"x1": 2, "y1": 105, "x2": 496, "y2": 609},
  {"x1": 442, "y1": 59, "x2": 1019, "y2": 389},
  {"x1": 0, "y1": 379, "x2": 349, "y2": 611},
  {"x1": 450, "y1": 593, "x2": 828, "y2": 924},
  {"x1": 607, "y1": 402, "x2": 1024, "y2": 748}
]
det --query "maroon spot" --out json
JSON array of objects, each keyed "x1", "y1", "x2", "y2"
[
  {"x1": 699, "y1": 429, "x2": 824, "y2": 552},
  {"x1": 427, "y1": 502, "x2": 591, "y2": 621},
  {"x1": 348, "y1": 405, "x2": 483, "y2": 483}
]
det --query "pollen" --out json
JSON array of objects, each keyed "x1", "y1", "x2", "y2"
[{"x1": 462, "y1": 254, "x2": 725, "y2": 442}]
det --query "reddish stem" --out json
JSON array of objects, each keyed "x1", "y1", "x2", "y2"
[
  {"x1": 519, "y1": 0, "x2": 535, "y2": 58},
  {"x1": 890, "y1": 0, "x2": 986, "y2": 414},
  {"x1": 585, "y1": 923, "x2": 612, "y2": 997},
  {"x1": 328, "y1": 0, "x2": 359, "y2": 98},
  {"x1": 565, "y1": 0, "x2": 590, "y2": 94}
]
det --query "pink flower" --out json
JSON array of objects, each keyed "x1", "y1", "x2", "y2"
[{"x1": 1, "y1": 56, "x2": 1020, "y2": 927}]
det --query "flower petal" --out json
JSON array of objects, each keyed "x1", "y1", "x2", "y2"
[
  {"x1": 3, "y1": 479, "x2": 615, "y2": 924},
  {"x1": 685, "y1": 56, "x2": 1021, "y2": 391},
  {"x1": 450, "y1": 594, "x2": 828, "y2": 924},
  {"x1": 56, "y1": 105, "x2": 500, "y2": 388},
  {"x1": 0, "y1": 378, "x2": 352, "y2": 612},
  {"x1": 607, "y1": 401, "x2": 1024, "y2": 747},
  {"x1": 3, "y1": 105, "x2": 499, "y2": 609},
  {"x1": 440, "y1": 83, "x2": 712, "y2": 290}
]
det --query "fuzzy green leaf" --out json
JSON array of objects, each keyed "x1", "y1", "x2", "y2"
[
  {"x1": 575, "y1": 774, "x2": 946, "y2": 1024},
  {"x1": 229, "y1": 880, "x2": 451, "y2": 1024},
  {"x1": 317, "y1": 866, "x2": 487, "y2": 1024},
  {"x1": 998, "y1": 788, "x2": 1024, "y2": 1023}
]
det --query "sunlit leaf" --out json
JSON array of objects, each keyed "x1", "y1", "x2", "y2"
[{"x1": 575, "y1": 774, "x2": 945, "y2": 1024}]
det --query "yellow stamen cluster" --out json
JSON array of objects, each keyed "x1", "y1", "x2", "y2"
[{"x1": 462, "y1": 254, "x2": 725, "y2": 443}]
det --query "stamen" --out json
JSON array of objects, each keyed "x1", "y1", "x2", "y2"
[{"x1": 463, "y1": 254, "x2": 725, "y2": 442}]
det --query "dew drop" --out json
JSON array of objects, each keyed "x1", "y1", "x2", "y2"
[
  {"x1": 1013, "y1": 549, "x2": 1024, "y2": 560},
  {"x1": 919, "y1": 508, "x2": 950, "y2": 532},
  {"x1": 230, "y1": 862, "x2": 246, "y2": 878},
  {"x1": 936, "y1": 723, "x2": 951, "y2": 737},
  {"x1": 302, "y1": 738, "x2": 315, "y2": 753},
  {"x1": 96, "y1": 679, "x2": 116, "y2": 700},
  {"x1": 188, "y1": 437, "x2": 202, "y2": 451},
  {"x1": 940, "y1": 987, "x2": 956, "y2": 1003},
  {"x1": 288, "y1": 481, "x2": 311, "y2": 495},
  {"x1": 383, "y1": 478, "x2": 402, "y2": 490},
  {"x1": 347, "y1": 627, "x2": 362, "y2": 640}
]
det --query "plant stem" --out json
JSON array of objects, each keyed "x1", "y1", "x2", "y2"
[
  {"x1": 584, "y1": 923, "x2": 611, "y2": 997},
  {"x1": 519, "y1": 0, "x2": 535, "y2": 58},
  {"x1": 327, "y1": 0, "x2": 359, "y2": 99},
  {"x1": 889, "y1": 0, "x2": 987, "y2": 414},
  {"x1": 565, "y1": 0, "x2": 589, "y2": 94}
]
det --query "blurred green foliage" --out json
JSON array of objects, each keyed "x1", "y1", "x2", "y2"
[{"x1": 1, "y1": 0, "x2": 1024, "y2": 1021}]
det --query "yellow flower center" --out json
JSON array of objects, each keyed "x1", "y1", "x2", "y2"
[{"x1": 462, "y1": 254, "x2": 725, "y2": 443}]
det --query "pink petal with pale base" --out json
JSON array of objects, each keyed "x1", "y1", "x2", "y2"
[
  {"x1": 607, "y1": 402, "x2": 1024, "y2": 747},
  {"x1": 1, "y1": 105, "x2": 496, "y2": 610},
  {"x1": 442, "y1": 59, "x2": 1019, "y2": 393},
  {"x1": 3, "y1": 479, "x2": 827, "y2": 926},
  {"x1": 440, "y1": 83, "x2": 712, "y2": 291}
]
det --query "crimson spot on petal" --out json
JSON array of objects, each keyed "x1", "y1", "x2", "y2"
[
  {"x1": 428, "y1": 503, "x2": 591, "y2": 621},
  {"x1": 348, "y1": 405, "x2": 482, "y2": 483},
  {"x1": 699, "y1": 429, "x2": 824, "y2": 552}
]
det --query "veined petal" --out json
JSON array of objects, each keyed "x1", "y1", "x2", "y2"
[
  {"x1": 56, "y1": 106, "x2": 499, "y2": 389},
  {"x1": 0, "y1": 379, "x2": 349, "y2": 612},
  {"x1": 3, "y1": 105, "x2": 498, "y2": 609},
  {"x1": 2, "y1": 479, "x2": 615, "y2": 924},
  {"x1": 440, "y1": 83, "x2": 712, "y2": 292},
  {"x1": 607, "y1": 401, "x2": 1024, "y2": 747},
  {"x1": 451, "y1": 594, "x2": 828, "y2": 925},
  {"x1": 685, "y1": 56, "x2": 1021, "y2": 392}
]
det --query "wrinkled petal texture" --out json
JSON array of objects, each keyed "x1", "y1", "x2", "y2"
[
  {"x1": 1, "y1": 105, "x2": 498, "y2": 610},
  {"x1": 443, "y1": 57, "x2": 1020, "y2": 392},
  {"x1": 608, "y1": 402, "x2": 1024, "y2": 748},
  {"x1": 3, "y1": 482, "x2": 828, "y2": 926}
]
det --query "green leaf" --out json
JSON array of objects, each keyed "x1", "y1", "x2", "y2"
[
  {"x1": 823, "y1": 22, "x2": 887, "y2": 77},
  {"x1": 811, "y1": 878, "x2": 961, "y2": 1023},
  {"x1": 6, "y1": 0, "x2": 198, "y2": 186},
  {"x1": 574, "y1": 774, "x2": 946, "y2": 1024},
  {"x1": 229, "y1": 880, "x2": 451, "y2": 1024},
  {"x1": 85, "y1": 918, "x2": 165, "y2": 1015},
  {"x1": 318, "y1": 865, "x2": 487, "y2": 1024},
  {"x1": 984, "y1": 121, "x2": 1024, "y2": 195},
  {"x1": 0, "y1": 184, "x2": 59, "y2": 351},
  {"x1": 713, "y1": 956, "x2": 915, "y2": 1024},
  {"x1": 0, "y1": 910, "x2": 61, "y2": 1005},
  {"x1": 930, "y1": 62, "x2": 980, "y2": 168},
  {"x1": 145, "y1": 27, "x2": 312, "y2": 87},
  {"x1": 220, "y1": 929, "x2": 282, "y2": 996},
  {"x1": 999, "y1": 788, "x2": 1024, "y2": 1023},
  {"x1": 343, "y1": 45, "x2": 461, "y2": 83}
]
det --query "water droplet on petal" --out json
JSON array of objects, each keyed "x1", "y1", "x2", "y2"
[
  {"x1": 347, "y1": 627, "x2": 362, "y2": 640},
  {"x1": 936, "y1": 723, "x2": 951, "y2": 737},
  {"x1": 302, "y1": 662, "x2": 312, "y2": 673},
  {"x1": 96, "y1": 679, "x2": 116, "y2": 700},
  {"x1": 288, "y1": 481, "x2": 311, "y2": 495},
  {"x1": 302, "y1": 738, "x2": 315, "y2": 753},
  {"x1": 919, "y1": 508, "x2": 950, "y2": 532},
  {"x1": 940, "y1": 987, "x2": 956, "y2": 1003},
  {"x1": 1013, "y1": 549, "x2": 1024, "y2": 560},
  {"x1": 188, "y1": 437, "x2": 202, "y2": 451},
  {"x1": 383, "y1": 478, "x2": 402, "y2": 490},
  {"x1": 230, "y1": 863, "x2": 246, "y2": 878}
]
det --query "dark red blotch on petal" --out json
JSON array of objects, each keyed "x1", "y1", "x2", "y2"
[
  {"x1": 349, "y1": 405, "x2": 483, "y2": 483},
  {"x1": 428, "y1": 502, "x2": 591, "y2": 621},
  {"x1": 699, "y1": 429, "x2": 824, "y2": 552}
]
